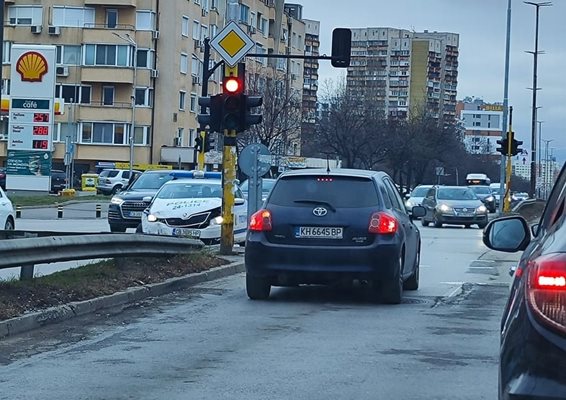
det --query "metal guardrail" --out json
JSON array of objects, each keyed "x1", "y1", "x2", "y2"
[{"x1": 0, "y1": 231, "x2": 204, "y2": 280}]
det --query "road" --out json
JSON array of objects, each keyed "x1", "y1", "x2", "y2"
[{"x1": 0, "y1": 225, "x2": 518, "y2": 399}]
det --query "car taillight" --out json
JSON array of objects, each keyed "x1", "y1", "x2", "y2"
[
  {"x1": 249, "y1": 209, "x2": 272, "y2": 232},
  {"x1": 527, "y1": 253, "x2": 566, "y2": 335},
  {"x1": 368, "y1": 212, "x2": 398, "y2": 234}
]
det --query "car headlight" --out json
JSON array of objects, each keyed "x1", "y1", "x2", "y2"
[
  {"x1": 438, "y1": 204, "x2": 452, "y2": 213},
  {"x1": 147, "y1": 214, "x2": 158, "y2": 222},
  {"x1": 477, "y1": 205, "x2": 488, "y2": 213},
  {"x1": 110, "y1": 197, "x2": 124, "y2": 205},
  {"x1": 209, "y1": 216, "x2": 223, "y2": 226}
]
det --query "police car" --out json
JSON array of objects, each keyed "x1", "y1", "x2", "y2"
[{"x1": 140, "y1": 171, "x2": 248, "y2": 244}]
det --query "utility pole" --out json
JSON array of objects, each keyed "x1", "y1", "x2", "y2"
[
  {"x1": 499, "y1": 0, "x2": 512, "y2": 214},
  {"x1": 525, "y1": 1, "x2": 552, "y2": 198},
  {"x1": 542, "y1": 139, "x2": 553, "y2": 199},
  {"x1": 537, "y1": 119, "x2": 544, "y2": 178}
]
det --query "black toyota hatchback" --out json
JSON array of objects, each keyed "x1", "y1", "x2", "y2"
[
  {"x1": 483, "y1": 163, "x2": 566, "y2": 399},
  {"x1": 245, "y1": 168, "x2": 426, "y2": 304}
]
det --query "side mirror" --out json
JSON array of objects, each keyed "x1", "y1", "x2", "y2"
[
  {"x1": 483, "y1": 216, "x2": 531, "y2": 253},
  {"x1": 142, "y1": 196, "x2": 153, "y2": 203},
  {"x1": 235, "y1": 198, "x2": 245, "y2": 206},
  {"x1": 411, "y1": 206, "x2": 426, "y2": 218}
]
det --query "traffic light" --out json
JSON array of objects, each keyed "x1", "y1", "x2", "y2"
[
  {"x1": 204, "y1": 133, "x2": 215, "y2": 152},
  {"x1": 194, "y1": 135, "x2": 203, "y2": 152},
  {"x1": 496, "y1": 136, "x2": 509, "y2": 156},
  {"x1": 197, "y1": 95, "x2": 223, "y2": 132},
  {"x1": 244, "y1": 95, "x2": 263, "y2": 129},
  {"x1": 510, "y1": 131, "x2": 523, "y2": 156}
]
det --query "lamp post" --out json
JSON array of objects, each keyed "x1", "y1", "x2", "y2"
[
  {"x1": 113, "y1": 32, "x2": 137, "y2": 175},
  {"x1": 524, "y1": 1, "x2": 552, "y2": 199},
  {"x1": 542, "y1": 138, "x2": 553, "y2": 199},
  {"x1": 537, "y1": 120, "x2": 544, "y2": 178}
]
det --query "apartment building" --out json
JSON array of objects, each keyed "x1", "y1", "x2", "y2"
[
  {"x1": 299, "y1": 18, "x2": 319, "y2": 154},
  {"x1": 456, "y1": 98, "x2": 504, "y2": 155},
  {"x1": 1, "y1": 0, "x2": 307, "y2": 173},
  {"x1": 347, "y1": 28, "x2": 459, "y2": 123}
]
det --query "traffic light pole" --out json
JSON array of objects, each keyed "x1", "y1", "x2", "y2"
[{"x1": 503, "y1": 107, "x2": 514, "y2": 213}]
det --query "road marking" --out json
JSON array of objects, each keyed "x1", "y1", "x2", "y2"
[{"x1": 443, "y1": 284, "x2": 464, "y2": 299}]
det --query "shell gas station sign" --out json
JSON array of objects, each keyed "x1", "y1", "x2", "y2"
[{"x1": 6, "y1": 45, "x2": 56, "y2": 191}]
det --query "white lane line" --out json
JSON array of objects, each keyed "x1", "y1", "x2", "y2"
[{"x1": 443, "y1": 284, "x2": 464, "y2": 299}]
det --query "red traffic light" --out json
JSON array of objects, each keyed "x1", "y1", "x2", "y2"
[{"x1": 223, "y1": 77, "x2": 241, "y2": 93}]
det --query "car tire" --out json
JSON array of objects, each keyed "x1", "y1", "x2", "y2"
[
  {"x1": 4, "y1": 217, "x2": 14, "y2": 231},
  {"x1": 135, "y1": 224, "x2": 143, "y2": 234},
  {"x1": 403, "y1": 250, "x2": 419, "y2": 291},
  {"x1": 421, "y1": 217, "x2": 430, "y2": 227},
  {"x1": 111, "y1": 185, "x2": 122, "y2": 195},
  {"x1": 246, "y1": 274, "x2": 271, "y2": 300},
  {"x1": 478, "y1": 221, "x2": 488, "y2": 229},
  {"x1": 381, "y1": 253, "x2": 403, "y2": 304},
  {"x1": 109, "y1": 224, "x2": 127, "y2": 233},
  {"x1": 464, "y1": 224, "x2": 471, "y2": 229},
  {"x1": 433, "y1": 213, "x2": 443, "y2": 228}
]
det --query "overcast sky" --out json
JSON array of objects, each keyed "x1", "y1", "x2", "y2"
[{"x1": 298, "y1": 0, "x2": 566, "y2": 164}]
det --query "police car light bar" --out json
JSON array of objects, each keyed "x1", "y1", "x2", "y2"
[{"x1": 170, "y1": 171, "x2": 222, "y2": 180}]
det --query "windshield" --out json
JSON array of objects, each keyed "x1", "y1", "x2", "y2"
[
  {"x1": 99, "y1": 170, "x2": 118, "y2": 178},
  {"x1": 437, "y1": 188, "x2": 478, "y2": 200},
  {"x1": 130, "y1": 173, "x2": 174, "y2": 190},
  {"x1": 156, "y1": 182, "x2": 222, "y2": 199},
  {"x1": 469, "y1": 186, "x2": 492, "y2": 195},
  {"x1": 241, "y1": 179, "x2": 276, "y2": 193},
  {"x1": 410, "y1": 186, "x2": 430, "y2": 197}
]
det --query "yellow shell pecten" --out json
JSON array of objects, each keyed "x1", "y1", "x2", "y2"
[{"x1": 16, "y1": 51, "x2": 48, "y2": 82}]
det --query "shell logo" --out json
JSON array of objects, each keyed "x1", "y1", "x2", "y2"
[{"x1": 16, "y1": 51, "x2": 49, "y2": 82}]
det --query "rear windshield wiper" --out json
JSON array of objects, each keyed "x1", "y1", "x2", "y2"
[{"x1": 293, "y1": 199, "x2": 336, "y2": 212}]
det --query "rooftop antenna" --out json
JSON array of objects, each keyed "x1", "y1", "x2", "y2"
[{"x1": 326, "y1": 153, "x2": 331, "y2": 174}]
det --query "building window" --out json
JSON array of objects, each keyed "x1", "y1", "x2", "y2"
[
  {"x1": 182, "y1": 16, "x2": 190, "y2": 37},
  {"x1": 8, "y1": 6, "x2": 43, "y2": 26},
  {"x1": 134, "y1": 126, "x2": 150, "y2": 145},
  {"x1": 56, "y1": 45, "x2": 81, "y2": 65},
  {"x1": 80, "y1": 122, "x2": 129, "y2": 145},
  {"x1": 135, "y1": 87, "x2": 153, "y2": 106},
  {"x1": 473, "y1": 122, "x2": 481, "y2": 127},
  {"x1": 239, "y1": 4, "x2": 250, "y2": 24},
  {"x1": 136, "y1": 49, "x2": 154, "y2": 69},
  {"x1": 201, "y1": 25, "x2": 208, "y2": 41},
  {"x1": 52, "y1": 6, "x2": 95, "y2": 27},
  {"x1": 3, "y1": 41, "x2": 11, "y2": 64},
  {"x1": 102, "y1": 86, "x2": 115, "y2": 106},
  {"x1": 177, "y1": 128, "x2": 184, "y2": 146},
  {"x1": 84, "y1": 44, "x2": 131, "y2": 66},
  {"x1": 260, "y1": 18, "x2": 268, "y2": 36},
  {"x1": 179, "y1": 91, "x2": 186, "y2": 110},
  {"x1": 180, "y1": 53, "x2": 188, "y2": 74},
  {"x1": 250, "y1": 12, "x2": 257, "y2": 29},
  {"x1": 106, "y1": 9, "x2": 118, "y2": 28},
  {"x1": 190, "y1": 93, "x2": 197, "y2": 112},
  {"x1": 191, "y1": 55, "x2": 202, "y2": 77},
  {"x1": 136, "y1": 10, "x2": 155, "y2": 31},
  {"x1": 210, "y1": 24, "x2": 218, "y2": 38},
  {"x1": 55, "y1": 84, "x2": 91, "y2": 104},
  {"x1": 189, "y1": 129, "x2": 197, "y2": 147},
  {"x1": 193, "y1": 20, "x2": 200, "y2": 40}
]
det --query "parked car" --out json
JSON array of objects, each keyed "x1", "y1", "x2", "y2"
[
  {"x1": 141, "y1": 171, "x2": 247, "y2": 244},
  {"x1": 483, "y1": 162, "x2": 566, "y2": 400},
  {"x1": 405, "y1": 185, "x2": 433, "y2": 216},
  {"x1": 0, "y1": 167, "x2": 5, "y2": 190},
  {"x1": 0, "y1": 186, "x2": 15, "y2": 230},
  {"x1": 50, "y1": 169, "x2": 67, "y2": 194},
  {"x1": 108, "y1": 169, "x2": 181, "y2": 232},
  {"x1": 245, "y1": 168, "x2": 426, "y2": 303},
  {"x1": 468, "y1": 185, "x2": 497, "y2": 213},
  {"x1": 421, "y1": 185, "x2": 488, "y2": 229},
  {"x1": 240, "y1": 178, "x2": 277, "y2": 201},
  {"x1": 96, "y1": 169, "x2": 141, "y2": 195}
]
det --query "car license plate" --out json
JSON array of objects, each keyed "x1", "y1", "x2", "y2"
[
  {"x1": 295, "y1": 226, "x2": 343, "y2": 239},
  {"x1": 127, "y1": 211, "x2": 143, "y2": 218},
  {"x1": 172, "y1": 228, "x2": 201, "y2": 238}
]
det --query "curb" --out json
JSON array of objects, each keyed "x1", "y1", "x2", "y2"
[{"x1": 0, "y1": 259, "x2": 245, "y2": 339}]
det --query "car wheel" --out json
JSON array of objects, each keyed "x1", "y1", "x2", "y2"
[
  {"x1": 135, "y1": 224, "x2": 143, "y2": 233},
  {"x1": 111, "y1": 185, "x2": 122, "y2": 195},
  {"x1": 381, "y1": 253, "x2": 403, "y2": 304},
  {"x1": 246, "y1": 274, "x2": 271, "y2": 300},
  {"x1": 403, "y1": 249, "x2": 419, "y2": 291},
  {"x1": 4, "y1": 217, "x2": 14, "y2": 231},
  {"x1": 478, "y1": 222, "x2": 488, "y2": 229},
  {"x1": 464, "y1": 224, "x2": 471, "y2": 229},
  {"x1": 109, "y1": 224, "x2": 127, "y2": 233},
  {"x1": 433, "y1": 213, "x2": 443, "y2": 228},
  {"x1": 421, "y1": 216, "x2": 430, "y2": 227}
]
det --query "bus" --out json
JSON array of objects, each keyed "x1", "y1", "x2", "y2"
[{"x1": 466, "y1": 173, "x2": 491, "y2": 186}]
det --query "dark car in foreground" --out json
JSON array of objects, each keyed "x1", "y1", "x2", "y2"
[
  {"x1": 421, "y1": 185, "x2": 488, "y2": 229},
  {"x1": 245, "y1": 168, "x2": 426, "y2": 304},
  {"x1": 469, "y1": 185, "x2": 497, "y2": 213},
  {"x1": 108, "y1": 169, "x2": 181, "y2": 232},
  {"x1": 483, "y1": 163, "x2": 566, "y2": 400},
  {"x1": 50, "y1": 170, "x2": 67, "y2": 193}
]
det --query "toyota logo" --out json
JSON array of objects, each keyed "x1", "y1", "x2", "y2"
[
  {"x1": 313, "y1": 207, "x2": 328, "y2": 217},
  {"x1": 463, "y1": 208, "x2": 468, "y2": 212}
]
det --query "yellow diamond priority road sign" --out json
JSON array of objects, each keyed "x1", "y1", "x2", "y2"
[{"x1": 210, "y1": 21, "x2": 255, "y2": 67}]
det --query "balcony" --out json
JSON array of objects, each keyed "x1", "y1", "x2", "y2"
[
  {"x1": 85, "y1": 0, "x2": 136, "y2": 6},
  {"x1": 83, "y1": 24, "x2": 135, "y2": 43},
  {"x1": 160, "y1": 146, "x2": 195, "y2": 164},
  {"x1": 82, "y1": 66, "x2": 134, "y2": 83}
]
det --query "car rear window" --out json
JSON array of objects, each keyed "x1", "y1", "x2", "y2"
[
  {"x1": 100, "y1": 170, "x2": 119, "y2": 178},
  {"x1": 131, "y1": 173, "x2": 174, "y2": 190},
  {"x1": 268, "y1": 176, "x2": 380, "y2": 208}
]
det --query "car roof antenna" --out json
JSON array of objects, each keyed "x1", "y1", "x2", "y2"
[{"x1": 326, "y1": 154, "x2": 331, "y2": 174}]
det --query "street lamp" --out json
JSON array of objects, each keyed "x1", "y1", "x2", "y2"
[
  {"x1": 113, "y1": 32, "x2": 137, "y2": 175},
  {"x1": 542, "y1": 138, "x2": 553, "y2": 198},
  {"x1": 537, "y1": 119, "x2": 544, "y2": 178},
  {"x1": 524, "y1": 1, "x2": 552, "y2": 198}
]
